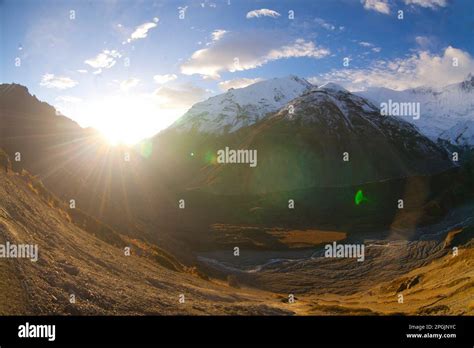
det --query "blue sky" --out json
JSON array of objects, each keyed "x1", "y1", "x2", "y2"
[{"x1": 1, "y1": 0, "x2": 473, "y2": 143}]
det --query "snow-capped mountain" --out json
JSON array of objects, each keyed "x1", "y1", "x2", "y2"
[
  {"x1": 356, "y1": 74, "x2": 474, "y2": 145},
  {"x1": 171, "y1": 75, "x2": 313, "y2": 134},
  {"x1": 174, "y1": 83, "x2": 453, "y2": 194},
  {"x1": 439, "y1": 120, "x2": 474, "y2": 146}
]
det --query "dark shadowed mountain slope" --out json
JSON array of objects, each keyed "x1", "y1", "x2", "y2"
[
  {"x1": 142, "y1": 83, "x2": 465, "y2": 240},
  {"x1": 0, "y1": 84, "x2": 189, "y2": 259},
  {"x1": 153, "y1": 84, "x2": 454, "y2": 195}
]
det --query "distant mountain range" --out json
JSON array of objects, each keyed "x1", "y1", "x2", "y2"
[
  {"x1": 170, "y1": 74, "x2": 474, "y2": 147},
  {"x1": 161, "y1": 76, "x2": 454, "y2": 194},
  {"x1": 356, "y1": 74, "x2": 474, "y2": 146}
]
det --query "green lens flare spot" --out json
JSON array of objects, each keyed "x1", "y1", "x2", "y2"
[
  {"x1": 355, "y1": 189, "x2": 368, "y2": 205},
  {"x1": 139, "y1": 140, "x2": 153, "y2": 158},
  {"x1": 205, "y1": 150, "x2": 217, "y2": 164}
]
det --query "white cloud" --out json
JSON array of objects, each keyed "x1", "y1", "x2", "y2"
[
  {"x1": 85, "y1": 50, "x2": 121, "y2": 69},
  {"x1": 246, "y1": 9, "x2": 281, "y2": 19},
  {"x1": 211, "y1": 29, "x2": 227, "y2": 41},
  {"x1": 314, "y1": 18, "x2": 336, "y2": 31},
  {"x1": 153, "y1": 74, "x2": 178, "y2": 84},
  {"x1": 180, "y1": 31, "x2": 330, "y2": 78},
  {"x1": 120, "y1": 78, "x2": 140, "y2": 91},
  {"x1": 200, "y1": 1, "x2": 217, "y2": 8},
  {"x1": 266, "y1": 39, "x2": 330, "y2": 60},
  {"x1": 40, "y1": 74, "x2": 78, "y2": 89},
  {"x1": 129, "y1": 21, "x2": 158, "y2": 42},
  {"x1": 361, "y1": 0, "x2": 390, "y2": 14},
  {"x1": 404, "y1": 0, "x2": 447, "y2": 9},
  {"x1": 218, "y1": 77, "x2": 264, "y2": 91},
  {"x1": 154, "y1": 83, "x2": 208, "y2": 109},
  {"x1": 414, "y1": 35, "x2": 433, "y2": 49},
  {"x1": 121, "y1": 19, "x2": 159, "y2": 44},
  {"x1": 359, "y1": 41, "x2": 373, "y2": 47},
  {"x1": 77, "y1": 69, "x2": 88, "y2": 74},
  {"x1": 358, "y1": 41, "x2": 381, "y2": 52},
  {"x1": 308, "y1": 46, "x2": 474, "y2": 91}
]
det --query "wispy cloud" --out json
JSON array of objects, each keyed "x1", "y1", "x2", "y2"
[
  {"x1": 211, "y1": 29, "x2": 227, "y2": 41},
  {"x1": 308, "y1": 46, "x2": 474, "y2": 91},
  {"x1": 404, "y1": 0, "x2": 447, "y2": 9},
  {"x1": 123, "y1": 18, "x2": 159, "y2": 44},
  {"x1": 120, "y1": 78, "x2": 140, "y2": 91},
  {"x1": 218, "y1": 77, "x2": 264, "y2": 91},
  {"x1": 361, "y1": 0, "x2": 390, "y2": 15},
  {"x1": 181, "y1": 31, "x2": 330, "y2": 78},
  {"x1": 414, "y1": 35, "x2": 435, "y2": 50},
  {"x1": 153, "y1": 74, "x2": 178, "y2": 84},
  {"x1": 84, "y1": 50, "x2": 121, "y2": 69},
  {"x1": 358, "y1": 41, "x2": 382, "y2": 52},
  {"x1": 154, "y1": 83, "x2": 209, "y2": 109},
  {"x1": 200, "y1": 1, "x2": 217, "y2": 8},
  {"x1": 314, "y1": 18, "x2": 336, "y2": 31},
  {"x1": 246, "y1": 9, "x2": 281, "y2": 19},
  {"x1": 40, "y1": 74, "x2": 78, "y2": 89},
  {"x1": 359, "y1": 41, "x2": 373, "y2": 47}
]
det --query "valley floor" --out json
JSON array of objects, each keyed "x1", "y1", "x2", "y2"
[{"x1": 0, "y1": 170, "x2": 472, "y2": 315}]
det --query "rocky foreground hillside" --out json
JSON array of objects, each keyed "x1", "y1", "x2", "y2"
[
  {"x1": 1, "y1": 169, "x2": 472, "y2": 315},
  {"x1": 0, "y1": 169, "x2": 292, "y2": 315}
]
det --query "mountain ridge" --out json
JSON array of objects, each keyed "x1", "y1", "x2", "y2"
[
  {"x1": 170, "y1": 75, "x2": 313, "y2": 134},
  {"x1": 356, "y1": 74, "x2": 474, "y2": 146}
]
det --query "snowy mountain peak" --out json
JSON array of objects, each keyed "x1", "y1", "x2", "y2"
[
  {"x1": 357, "y1": 75, "x2": 474, "y2": 145},
  {"x1": 275, "y1": 84, "x2": 380, "y2": 125},
  {"x1": 318, "y1": 82, "x2": 347, "y2": 93},
  {"x1": 171, "y1": 76, "x2": 313, "y2": 134}
]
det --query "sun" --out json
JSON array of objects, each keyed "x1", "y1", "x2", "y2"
[
  {"x1": 91, "y1": 96, "x2": 160, "y2": 145},
  {"x1": 68, "y1": 94, "x2": 182, "y2": 145}
]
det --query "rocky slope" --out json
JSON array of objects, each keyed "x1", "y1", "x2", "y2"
[
  {"x1": 0, "y1": 169, "x2": 292, "y2": 315},
  {"x1": 1, "y1": 169, "x2": 471, "y2": 315}
]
